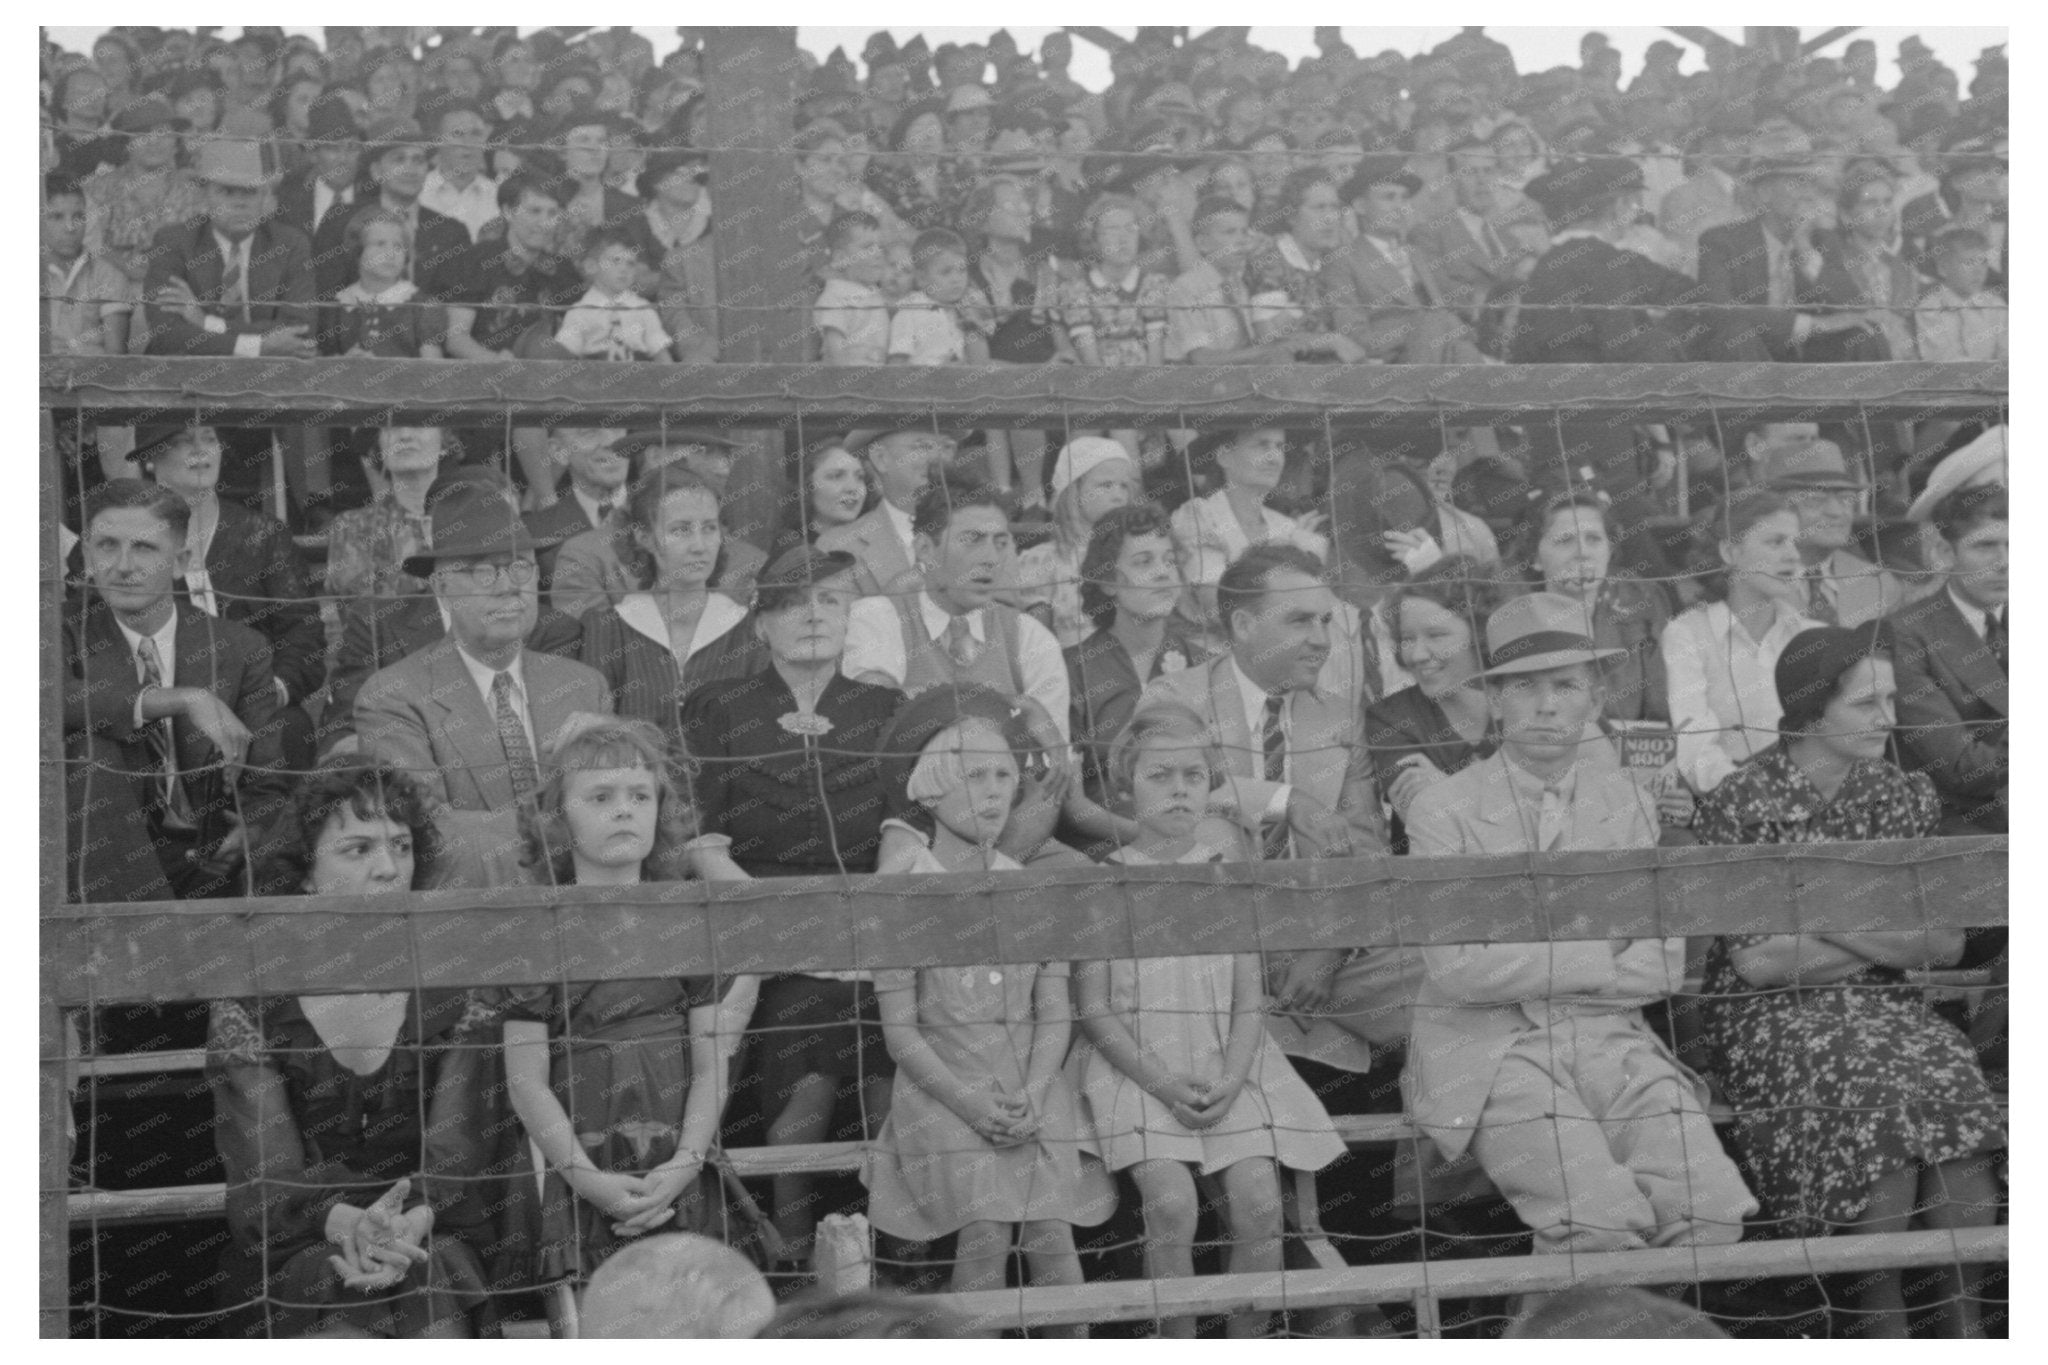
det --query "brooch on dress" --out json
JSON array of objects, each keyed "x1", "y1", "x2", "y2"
[{"x1": 778, "y1": 711, "x2": 835, "y2": 738}]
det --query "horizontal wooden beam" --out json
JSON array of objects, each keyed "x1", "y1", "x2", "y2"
[
  {"x1": 41, "y1": 357, "x2": 2005, "y2": 426},
  {"x1": 44, "y1": 837, "x2": 2004, "y2": 1004},
  {"x1": 936, "y1": 1228, "x2": 2009, "y2": 1330}
]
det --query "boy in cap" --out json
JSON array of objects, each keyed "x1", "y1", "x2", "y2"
[{"x1": 1404, "y1": 593, "x2": 1756, "y2": 1255}]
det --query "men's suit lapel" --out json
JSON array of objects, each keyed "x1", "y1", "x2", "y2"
[
  {"x1": 1932, "y1": 593, "x2": 2008, "y2": 717},
  {"x1": 424, "y1": 637, "x2": 511, "y2": 808},
  {"x1": 1206, "y1": 658, "x2": 1256, "y2": 779},
  {"x1": 1286, "y1": 688, "x2": 1342, "y2": 811}
]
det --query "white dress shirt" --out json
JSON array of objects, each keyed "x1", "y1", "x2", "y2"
[
  {"x1": 453, "y1": 643, "x2": 536, "y2": 757},
  {"x1": 419, "y1": 169, "x2": 500, "y2": 242},
  {"x1": 118, "y1": 612, "x2": 179, "y2": 727},
  {"x1": 843, "y1": 590, "x2": 1071, "y2": 743},
  {"x1": 1660, "y1": 599, "x2": 1815, "y2": 793}
]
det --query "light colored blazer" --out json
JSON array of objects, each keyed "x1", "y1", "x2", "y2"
[
  {"x1": 1142, "y1": 652, "x2": 1385, "y2": 854},
  {"x1": 816, "y1": 503, "x2": 919, "y2": 600},
  {"x1": 1402, "y1": 751, "x2": 1675, "y2": 1157},
  {"x1": 1169, "y1": 488, "x2": 1330, "y2": 589},
  {"x1": 356, "y1": 635, "x2": 613, "y2": 885},
  {"x1": 1813, "y1": 548, "x2": 1905, "y2": 630}
]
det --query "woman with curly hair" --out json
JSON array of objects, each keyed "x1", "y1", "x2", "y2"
[
  {"x1": 207, "y1": 757, "x2": 493, "y2": 1338},
  {"x1": 493, "y1": 715, "x2": 758, "y2": 1287}
]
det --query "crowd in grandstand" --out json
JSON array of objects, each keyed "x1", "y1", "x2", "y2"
[{"x1": 46, "y1": 25, "x2": 2006, "y2": 1340}]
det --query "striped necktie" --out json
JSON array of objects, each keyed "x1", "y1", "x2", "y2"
[{"x1": 1261, "y1": 692, "x2": 1290, "y2": 860}]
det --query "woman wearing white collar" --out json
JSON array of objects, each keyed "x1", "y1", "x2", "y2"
[{"x1": 577, "y1": 464, "x2": 760, "y2": 746}]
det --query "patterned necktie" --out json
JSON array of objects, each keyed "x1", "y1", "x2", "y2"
[
  {"x1": 1803, "y1": 566, "x2": 1840, "y2": 625},
  {"x1": 942, "y1": 615, "x2": 980, "y2": 670},
  {"x1": 1986, "y1": 609, "x2": 2007, "y2": 674},
  {"x1": 491, "y1": 671, "x2": 540, "y2": 801},
  {"x1": 1261, "y1": 692, "x2": 1290, "y2": 861},
  {"x1": 135, "y1": 636, "x2": 196, "y2": 827}
]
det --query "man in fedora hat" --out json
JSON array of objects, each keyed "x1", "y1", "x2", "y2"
[
  {"x1": 142, "y1": 135, "x2": 317, "y2": 513},
  {"x1": 1697, "y1": 156, "x2": 1885, "y2": 363},
  {"x1": 1403, "y1": 592, "x2": 1756, "y2": 1256},
  {"x1": 1758, "y1": 439, "x2": 1904, "y2": 629},
  {"x1": 311, "y1": 115, "x2": 473, "y2": 297},
  {"x1": 355, "y1": 483, "x2": 612, "y2": 886},
  {"x1": 546, "y1": 428, "x2": 767, "y2": 618},
  {"x1": 1321, "y1": 155, "x2": 1485, "y2": 364},
  {"x1": 326, "y1": 467, "x2": 585, "y2": 742}
]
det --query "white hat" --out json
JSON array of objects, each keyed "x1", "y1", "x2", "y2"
[
  {"x1": 1907, "y1": 426, "x2": 2006, "y2": 522},
  {"x1": 1049, "y1": 436, "x2": 1134, "y2": 500}
]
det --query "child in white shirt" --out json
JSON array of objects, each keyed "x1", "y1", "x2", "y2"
[
  {"x1": 555, "y1": 228, "x2": 675, "y2": 361},
  {"x1": 887, "y1": 228, "x2": 990, "y2": 365},
  {"x1": 1914, "y1": 228, "x2": 2007, "y2": 362},
  {"x1": 813, "y1": 211, "x2": 892, "y2": 365}
]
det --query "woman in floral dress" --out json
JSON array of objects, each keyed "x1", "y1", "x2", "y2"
[{"x1": 1695, "y1": 627, "x2": 2004, "y2": 1338}]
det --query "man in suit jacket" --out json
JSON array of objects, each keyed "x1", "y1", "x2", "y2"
[
  {"x1": 816, "y1": 427, "x2": 956, "y2": 598},
  {"x1": 142, "y1": 137, "x2": 318, "y2": 513},
  {"x1": 1656, "y1": 129, "x2": 1746, "y2": 275},
  {"x1": 1696, "y1": 159, "x2": 1884, "y2": 363},
  {"x1": 1141, "y1": 543, "x2": 1384, "y2": 1070},
  {"x1": 1410, "y1": 139, "x2": 1534, "y2": 327},
  {"x1": 548, "y1": 428, "x2": 766, "y2": 617},
  {"x1": 521, "y1": 426, "x2": 633, "y2": 593},
  {"x1": 1321, "y1": 157, "x2": 1486, "y2": 364},
  {"x1": 309, "y1": 116, "x2": 474, "y2": 298},
  {"x1": 1883, "y1": 482, "x2": 2007, "y2": 834},
  {"x1": 130, "y1": 422, "x2": 326, "y2": 770},
  {"x1": 64, "y1": 480, "x2": 291, "y2": 904},
  {"x1": 1403, "y1": 593, "x2": 1754, "y2": 1255},
  {"x1": 272, "y1": 91, "x2": 365, "y2": 242},
  {"x1": 1758, "y1": 441, "x2": 1905, "y2": 629},
  {"x1": 329, "y1": 593, "x2": 585, "y2": 742},
  {"x1": 355, "y1": 486, "x2": 613, "y2": 886}
]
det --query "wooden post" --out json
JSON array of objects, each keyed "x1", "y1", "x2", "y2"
[
  {"x1": 40, "y1": 405, "x2": 70, "y2": 1338},
  {"x1": 700, "y1": 26, "x2": 807, "y2": 553}
]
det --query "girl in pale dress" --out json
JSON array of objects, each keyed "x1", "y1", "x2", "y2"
[
  {"x1": 1073, "y1": 702, "x2": 1345, "y2": 1338},
  {"x1": 862, "y1": 687, "x2": 1114, "y2": 1330}
]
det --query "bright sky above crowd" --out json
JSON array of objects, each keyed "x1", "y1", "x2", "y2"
[{"x1": 45, "y1": 24, "x2": 2008, "y2": 92}]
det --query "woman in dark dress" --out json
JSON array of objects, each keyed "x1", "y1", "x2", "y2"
[
  {"x1": 1364, "y1": 555, "x2": 1504, "y2": 854},
  {"x1": 579, "y1": 465, "x2": 763, "y2": 746},
  {"x1": 678, "y1": 547, "x2": 905, "y2": 1267},
  {"x1": 1695, "y1": 628, "x2": 2004, "y2": 1339},
  {"x1": 208, "y1": 758, "x2": 493, "y2": 1338},
  {"x1": 1063, "y1": 506, "x2": 1214, "y2": 819},
  {"x1": 495, "y1": 716, "x2": 757, "y2": 1287}
]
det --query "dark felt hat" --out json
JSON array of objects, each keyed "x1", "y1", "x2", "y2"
[
  {"x1": 1339, "y1": 154, "x2": 1424, "y2": 201},
  {"x1": 305, "y1": 91, "x2": 361, "y2": 143},
  {"x1": 401, "y1": 486, "x2": 558, "y2": 579},
  {"x1": 753, "y1": 545, "x2": 859, "y2": 614},
  {"x1": 635, "y1": 147, "x2": 708, "y2": 199},
  {"x1": 1525, "y1": 156, "x2": 1645, "y2": 225}
]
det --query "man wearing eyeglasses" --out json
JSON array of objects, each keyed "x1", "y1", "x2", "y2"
[
  {"x1": 1757, "y1": 440, "x2": 1904, "y2": 629},
  {"x1": 355, "y1": 484, "x2": 612, "y2": 886}
]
